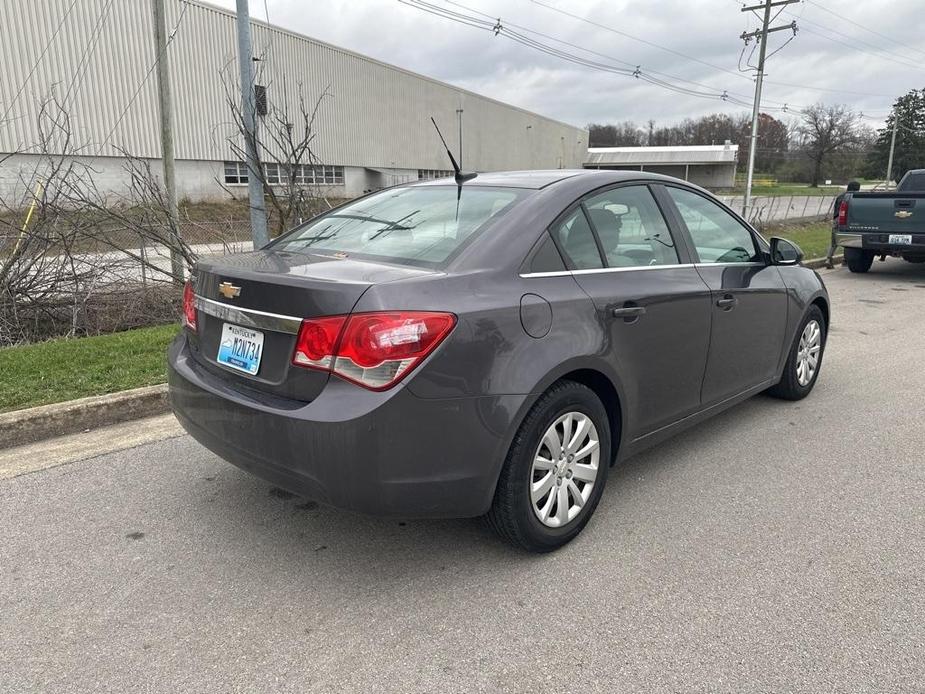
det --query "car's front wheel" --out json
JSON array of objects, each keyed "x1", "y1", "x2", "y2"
[
  {"x1": 767, "y1": 305, "x2": 826, "y2": 401},
  {"x1": 487, "y1": 380, "x2": 611, "y2": 552}
]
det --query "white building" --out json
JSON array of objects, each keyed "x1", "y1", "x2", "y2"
[
  {"x1": 584, "y1": 145, "x2": 740, "y2": 189},
  {"x1": 0, "y1": 0, "x2": 587, "y2": 204}
]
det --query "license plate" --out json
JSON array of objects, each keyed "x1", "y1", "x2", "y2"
[
  {"x1": 217, "y1": 323, "x2": 264, "y2": 375},
  {"x1": 889, "y1": 234, "x2": 913, "y2": 245}
]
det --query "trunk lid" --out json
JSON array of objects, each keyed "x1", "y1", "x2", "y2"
[{"x1": 188, "y1": 249, "x2": 436, "y2": 402}]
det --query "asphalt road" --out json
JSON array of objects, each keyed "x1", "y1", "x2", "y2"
[{"x1": 2, "y1": 259, "x2": 924, "y2": 693}]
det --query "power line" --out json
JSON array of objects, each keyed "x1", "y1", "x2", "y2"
[
  {"x1": 530, "y1": 0, "x2": 755, "y2": 85},
  {"x1": 98, "y1": 0, "x2": 189, "y2": 153},
  {"x1": 441, "y1": 0, "x2": 761, "y2": 104},
  {"x1": 402, "y1": 1, "x2": 757, "y2": 109},
  {"x1": 803, "y1": 0, "x2": 925, "y2": 61},
  {"x1": 0, "y1": 0, "x2": 80, "y2": 124},
  {"x1": 535, "y1": 0, "x2": 902, "y2": 102},
  {"x1": 786, "y1": 15, "x2": 925, "y2": 73},
  {"x1": 401, "y1": 0, "x2": 895, "y2": 123},
  {"x1": 62, "y1": 0, "x2": 116, "y2": 108}
]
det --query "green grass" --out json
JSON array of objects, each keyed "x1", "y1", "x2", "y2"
[
  {"x1": 730, "y1": 184, "x2": 841, "y2": 197},
  {"x1": 762, "y1": 219, "x2": 832, "y2": 260},
  {"x1": 0, "y1": 324, "x2": 179, "y2": 413}
]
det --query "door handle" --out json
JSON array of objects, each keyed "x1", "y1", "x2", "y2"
[
  {"x1": 612, "y1": 304, "x2": 646, "y2": 322},
  {"x1": 716, "y1": 295, "x2": 737, "y2": 310}
]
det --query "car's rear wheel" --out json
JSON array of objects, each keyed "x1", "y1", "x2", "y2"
[
  {"x1": 767, "y1": 305, "x2": 826, "y2": 401},
  {"x1": 845, "y1": 247, "x2": 874, "y2": 273},
  {"x1": 487, "y1": 380, "x2": 611, "y2": 552}
]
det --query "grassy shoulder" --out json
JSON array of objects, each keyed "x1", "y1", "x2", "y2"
[
  {"x1": 0, "y1": 324, "x2": 179, "y2": 413},
  {"x1": 761, "y1": 219, "x2": 832, "y2": 260},
  {"x1": 729, "y1": 184, "x2": 842, "y2": 197}
]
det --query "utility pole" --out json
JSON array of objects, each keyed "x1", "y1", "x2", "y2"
[
  {"x1": 235, "y1": 0, "x2": 269, "y2": 248},
  {"x1": 152, "y1": 0, "x2": 184, "y2": 285},
  {"x1": 885, "y1": 115, "x2": 898, "y2": 188},
  {"x1": 740, "y1": 0, "x2": 798, "y2": 220}
]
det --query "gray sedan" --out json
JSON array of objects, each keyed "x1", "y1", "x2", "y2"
[{"x1": 168, "y1": 170, "x2": 829, "y2": 552}]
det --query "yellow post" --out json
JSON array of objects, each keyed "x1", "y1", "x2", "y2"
[{"x1": 11, "y1": 178, "x2": 44, "y2": 257}]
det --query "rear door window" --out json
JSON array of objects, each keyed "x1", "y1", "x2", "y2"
[
  {"x1": 272, "y1": 185, "x2": 526, "y2": 267},
  {"x1": 551, "y1": 209, "x2": 604, "y2": 270},
  {"x1": 665, "y1": 187, "x2": 759, "y2": 264},
  {"x1": 583, "y1": 186, "x2": 679, "y2": 267}
]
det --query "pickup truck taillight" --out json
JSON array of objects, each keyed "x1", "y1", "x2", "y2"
[
  {"x1": 838, "y1": 199, "x2": 848, "y2": 226},
  {"x1": 292, "y1": 311, "x2": 457, "y2": 390}
]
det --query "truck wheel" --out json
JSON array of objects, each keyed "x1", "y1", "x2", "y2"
[
  {"x1": 845, "y1": 247, "x2": 874, "y2": 273},
  {"x1": 767, "y1": 305, "x2": 826, "y2": 401}
]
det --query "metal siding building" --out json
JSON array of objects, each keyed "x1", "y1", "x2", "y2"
[
  {"x1": 585, "y1": 145, "x2": 739, "y2": 189},
  {"x1": 0, "y1": 0, "x2": 587, "y2": 202}
]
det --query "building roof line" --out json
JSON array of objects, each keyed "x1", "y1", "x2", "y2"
[{"x1": 190, "y1": 0, "x2": 587, "y2": 135}]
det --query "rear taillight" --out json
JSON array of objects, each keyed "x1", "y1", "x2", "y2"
[
  {"x1": 838, "y1": 199, "x2": 848, "y2": 226},
  {"x1": 292, "y1": 311, "x2": 456, "y2": 390},
  {"x1": 182, "y1": 279, "x2": 197, "y2": 330},
  {"x1": 292, "y1": 316, "x2": 347, "y2": 370}
]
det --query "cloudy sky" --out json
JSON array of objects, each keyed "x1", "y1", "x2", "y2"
[{"x1": 209, "y1": 0, "x2": 922, "y2": 130}]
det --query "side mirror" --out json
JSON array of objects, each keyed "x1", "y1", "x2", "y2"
[{"x1": 769, "y1": 237, "x2": 803, "y2": 266}]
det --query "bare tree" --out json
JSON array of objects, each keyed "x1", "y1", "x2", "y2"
[
  {"x1": 221, "y1": 70, "x2": 335, "y2": 237},
  {"x1": 799, "y1": 103, "x2": 860, "y2": 187},
  {"x1": 0, "y1": 97, "x2": 195, "y2": 345}
]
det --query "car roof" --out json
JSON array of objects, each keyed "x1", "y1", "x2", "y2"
[{"x1": 410, "y1": 169, "x2": 675, "y2": 190}]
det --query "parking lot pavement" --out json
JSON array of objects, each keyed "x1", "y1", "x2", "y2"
[{"x1": 2, "y1": 259, "x2": 924, "y2": 693}]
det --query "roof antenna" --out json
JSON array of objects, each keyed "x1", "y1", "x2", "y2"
[
  {"x1": 431, "y1": 116, "x2": 477, "y2": 220},
  {"x1": 431, "y1": 117, "x2": 477, "y2": 186}
]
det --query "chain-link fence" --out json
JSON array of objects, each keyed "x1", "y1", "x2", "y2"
[{"x1": 717, "y1": 194, "x2": 837, "y2": 228}]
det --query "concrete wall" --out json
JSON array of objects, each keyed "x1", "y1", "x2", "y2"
[
  {"x1": 0, "y1": 154, "x2": 434, "y2": 204},
  {"x1": 0, "y1": 154, "x2": 230, "y2": 204},
  {"x1": 0, "y1": 0, "x2": 587, "y2": 179}
]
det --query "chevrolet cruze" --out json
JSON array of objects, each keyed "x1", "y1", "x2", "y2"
[{"x1": 168, "y1": 170, "x2": 829, "y2": 552}]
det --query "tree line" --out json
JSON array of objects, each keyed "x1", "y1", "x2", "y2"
[{"x1": 587, "y1": 89, "x2": 925, "y2": 186}]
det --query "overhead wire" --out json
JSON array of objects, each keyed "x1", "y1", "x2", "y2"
[
  {"x1": 401, "y1": 0, "x2": 898, "y2": 120},
  {"x1": 803, "y1": 0, "x2": 925, "y2": 61},
  {"x1": 0, "y1": 0, "x2": 80, "y2": 124},
  {"x1": 62, "y1": 0, "x2": 116, "y2": 108},
  {"x1": 98, "y1": 0, "x2": 190, "y2": 153}
]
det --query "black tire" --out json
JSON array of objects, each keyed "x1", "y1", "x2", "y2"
[
  {"x1": 767, "y1": 305, "x2": 826, "y2": 401},
  {"x1": 845, "y1": 247, "x2": 874, "y2": 273},
  {"x1": 486, "y1": 380, "x2": 611, "y2": 553}
]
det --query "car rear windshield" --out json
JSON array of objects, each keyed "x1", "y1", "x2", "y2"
[{"x1": 271, "y1": 185, "x2": 526, "y2": 267}]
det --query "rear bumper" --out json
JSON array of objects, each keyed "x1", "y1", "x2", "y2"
[
  {"x1": 837, "y1": 231, "x2": 925, "y2": 254},
  {"x1": 167, "y1": 333, "x2": 525, "y2": 518}
]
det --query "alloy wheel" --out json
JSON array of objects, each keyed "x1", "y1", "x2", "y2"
[
  {"x1": 529, "y1": 411, "x2": 600, "y2": 528},
  {"x1": 796, "y1": 319, "x2": 822, "y2": 386}
]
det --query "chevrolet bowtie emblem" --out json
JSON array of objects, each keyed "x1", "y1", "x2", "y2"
[
  {"x1": 895, "y1": 210, "x2": 913, "y2": 219},
  {"x1": 218, "y1": 281, "x2": 241, "y2": 299}
]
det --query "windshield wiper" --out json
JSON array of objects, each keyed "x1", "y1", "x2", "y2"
[{"x1": 369, "y1": 210, "x2": 419, "y2": 240}]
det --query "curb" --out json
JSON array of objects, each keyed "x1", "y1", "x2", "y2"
[
  {"x1": 804, "y1": 254, "x2": 843, "y2": 270},
  {"x1": 0, "y1": 384, "x2": 170, "y2": 449}
]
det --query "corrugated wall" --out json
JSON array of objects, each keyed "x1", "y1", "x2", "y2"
[{"x1": 0, "y1": 0, "x2": 587, "y2": 170}]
